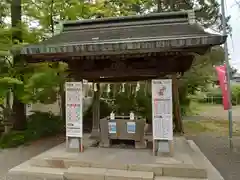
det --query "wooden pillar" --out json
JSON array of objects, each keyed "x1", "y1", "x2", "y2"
[
  {"x1": 157, "y1": 0, "x2": 162, "y2": 12},
  {"x1": 91, "y1": 83, "x2": 100, "y2": 139},
  {"x1": 172, "y1": 74, "x2": 184, "y2": 134}
]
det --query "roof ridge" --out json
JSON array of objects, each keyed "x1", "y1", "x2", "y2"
[{"x1": 62, "y1": 11, "x2": 192, "y2": 32}]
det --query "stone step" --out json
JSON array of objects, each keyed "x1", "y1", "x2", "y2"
[
  {"x1": 30, "y1": 158, "x2": 207, "y2": 179},
  {"x1": 155, "y1": 177, "x2": 207, "y2": 180},
  {"x1": 8, "y1": 162, "x2": 66, "y2": 180},
  {"x1": 160, "y1": 165, "x2": 207, "y2": 179},
  {"x1": 8, "y1": 163, "x2": 154, "y2": 180},
  {"x1": 65, "y1": 167, "x2": 154, "y2": 180}
]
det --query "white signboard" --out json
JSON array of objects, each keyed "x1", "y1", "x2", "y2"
[
  {"x1": 152, "y1": 79, "x2": 173, "y2": 140},
  {"x1": 65, "y1": 82, "x2": 83, "y2": 137},
  {"x1": 152, "y1": 115, "x2": 173, "y2": 140}
]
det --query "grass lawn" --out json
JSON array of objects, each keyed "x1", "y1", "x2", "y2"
[
  {"x1": 186, "y1": 101, "x2": 221, "y2": 116},
  {"x1": 183, "y1": 120, "x2": 240, "y2": 136},
  {"x1": 184, "y1": 101, "x2": 240, "y2": 136}
]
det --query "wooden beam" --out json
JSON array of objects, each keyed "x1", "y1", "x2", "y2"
[
  {"x1": 80, "y1": 76, "x2": 163, "y2": 83},
  {"x1": 22, "y1": 47, "x2": 208, "y2": 63},
  {"x1": 91, "y1": 83, "x2": 100, "y2": 139}
]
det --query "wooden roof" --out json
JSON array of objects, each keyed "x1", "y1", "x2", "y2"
[{"x1": 19, "y1": 10, "x2": 226, "y2": 60}]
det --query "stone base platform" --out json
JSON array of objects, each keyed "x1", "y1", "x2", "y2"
[{"x1": 7, "y1": 136, "x2": 221, "y2": 180}]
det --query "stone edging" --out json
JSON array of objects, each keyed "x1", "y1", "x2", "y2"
[{"x1": 187, "y1": 140, "x2": 224, "y2": 180}]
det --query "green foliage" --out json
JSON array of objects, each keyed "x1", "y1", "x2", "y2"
[
  {"x1": 0, "y1": 27, "x2": 12, "y2": 56},
  {"x1": 135, "y1": 89, "x2": 152, "y2": 121},
  {"x1": 178, "y1": 85, "x2": 191, "y2": 116},
  {"x1": 23, "y1": 69, "x2": 60, "y2": 104},
  {"x1": 195, "y1": 85, "x2": 240, "y2": 105},
  {"x1": 83, "y1": 99, "x2": 112, "y2": 132},
  {"x1": 22, "y1": 62, "x2": 68, "y2": 104},
  {"x1": 180, "y1": 47, "x2": 225, "y2": 95},
  {"x1": 0, "y1": 58, "x2": 68, "y2": 106},
  {"x1": 0, "y1": 111, "x2": 63, "y2": 148},
  {"x1": 0, "y1": 76, "x2": 24, "y2": 104},
  {"x1": 200, "y1": 88, "x2": 222, "y2": 104},
  {"x1": 25, "y1": 111, "x2": 64, "y2": 139},
  {"x1": 0, "y1": 131, "x2": 26, "y2": 148},
  {"x1": 99, "y1": 83, "x2": 191, "y2": 124},
  {"x1": 84, "y1": 99, "x2": 112, "y2": 120},
  {"x1": 232, "y1": 85, "x2": 240, "y2": 104},
  {"x1": 115, "y1": 91, "x2": 137, "y2": 115}
]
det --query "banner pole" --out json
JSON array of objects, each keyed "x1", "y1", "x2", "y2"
[{"x1": 221, "y1": 0, "x2": 233, "y2": 149}]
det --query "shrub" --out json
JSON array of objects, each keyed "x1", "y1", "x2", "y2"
[
  {"x1": 0, "y1": 111, "x2": 63, "y2": 148},
  {"x1": 0, "y1": 131, "x2": 26, "y2": 148},
  {"x1": 195, "y1": 85, "x2": 240, "y2": 105},
  {"x1": 25, "y1": 111, "x2": 64, "y2": 140},
  {"x1": 231, "y1": 85, "x2": 240, "y2": 105}
]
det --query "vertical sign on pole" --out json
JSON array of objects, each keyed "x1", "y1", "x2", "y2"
[
  {"x1": 65, "y1": 82, "x2": 83, "y2": 152},
  {"x1": 215, "y1": 65, "x2": 229, "y2": 110},
  {"x1": 152, "y1": 79, "x2": 173, "y2": 155}
]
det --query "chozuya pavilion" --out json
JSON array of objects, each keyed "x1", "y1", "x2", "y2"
[{"x1": 8, "y1": 10, "x2": 226, "y2": 180}]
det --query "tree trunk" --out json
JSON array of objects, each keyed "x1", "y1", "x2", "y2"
[
  {"x1": 12, "y1": 96, "x2": 26, "y2": 130},
  {"x1": 91, "y1": 83, "x2": 100, "y2": 139},
  {"x1": 172, "y1": 74, "x2": 183, "y2": 133},
  {"x1": 11, "y1": 0, "x2": 27, "y2": 130},
  {"x1": 169, "y1": 0, "x2": 174, "y2": 10},
  {"x1": 4, "y1": 90, "x2": 12, "y2": 133},
  {"x1": 157, "y1": 0, "x2": 162, "y2": 12}
]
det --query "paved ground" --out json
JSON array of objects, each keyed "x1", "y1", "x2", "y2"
[
  {"x1": 188, "y1": 134, "x2": 240, "y2": 180},
  {"x1": 1, "y1": 132, "x2": 239, "y2": 180},
  {"x1": 0, "y1": 134, "x2": 65, "y2": 180}
]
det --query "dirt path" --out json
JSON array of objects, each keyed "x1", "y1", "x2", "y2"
[
  {"x1": 0, "y1": 134, "x2": 65, "y2": 180},
  {"x1": 188, "y1": 134, "x2": 240, "y2": 180}
]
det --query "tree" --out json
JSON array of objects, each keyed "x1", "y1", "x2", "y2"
[
  {"x1": 0, "y1": 0, "x2": 67, "y2": 132},
  {"x1": 0, "y1": 0, "x2": 9, "y2": 24},
  {"x1": 22, "y1": 62, "x2": 68, "y2": 104},
  {"x1": 181, "y1": 47, "x2": 224, "y2": 93},
  {"x1": 11, "y1": 0, "x2": 28, "y2": 130},
  {"x1": 155, "y1": 0, "x2": 227, "y2": 132},
  {"x1": 0, "y1": 45, "x2": 26, "y2": 133},
  {"x1": 154, "y1": 0, "x2": 230, "y2": 31},
  {"x1": 230, "y1": 66, "x2": 237, "y2": 78}
]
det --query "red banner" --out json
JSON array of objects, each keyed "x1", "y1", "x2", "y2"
[{"x1": 215, "y1": 65, "x2": 229, "y2": 110}]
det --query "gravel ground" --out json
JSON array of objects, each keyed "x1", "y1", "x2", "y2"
[
  {"x1": 0, "y1": 134, "x2": 65, "y2": 180},
  {"x1": 185, "y1": 105, "x2": 240, "y2": 180},
  {"x1": 188, "y1": 134, "x2": 240, "y2": 180}
]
